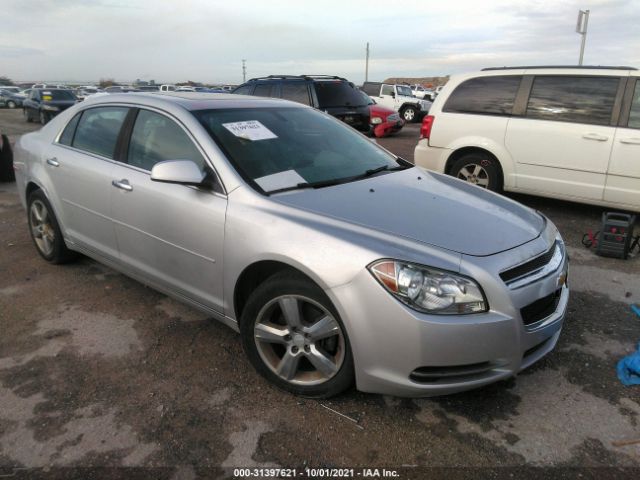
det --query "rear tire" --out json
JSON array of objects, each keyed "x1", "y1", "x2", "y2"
[
  {"x1": 240, "y1": 270, "x2": 354, "y2": 398},
  {"x1": 27, "y1": 190, "x2": 77, "y2": 264},
  {"x1": 400, "y1": 105, "x2": 417, "y2": 123},
  {"x1": 7, "y1": 101, "x2": 16, "y2": 109},
  {"x1": 449, "y1": 153, "x2": 502, "y2": 192}
]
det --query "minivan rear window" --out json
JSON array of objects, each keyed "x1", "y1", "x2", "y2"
[
  {"x1": 314, "y1": 81, "x2": 367, "y2": 108},
  {"x1": 526, "y1": 76, "x2": 619, "y2": 126},
  {"x1": 443, "y1": 75, "x2": 522, "y2": 115}
]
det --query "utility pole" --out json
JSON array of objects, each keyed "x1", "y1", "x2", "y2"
[
  {"x1": 365, "y1": 42, "x2": 370, "y2": 82},
  {"x1": 576, "y1": 9, "x2": 590, "y2": 65},
  {"x1": 242, "y1": 59, "x2": 247, "y2": 83}
]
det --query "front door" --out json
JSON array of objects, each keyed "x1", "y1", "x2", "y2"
[{"x1": 110, "y1": 108, "x2": 226, "y2": 312}]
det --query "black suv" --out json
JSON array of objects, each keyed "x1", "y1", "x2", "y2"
[{"x1": 232, "y1": 75, "x2": 370, "y2": 132}]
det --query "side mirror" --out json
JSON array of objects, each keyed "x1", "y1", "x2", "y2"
[
  {"x1": 151, "y1": 160, "x2": 206, "y2": 186},
  {"x1": 390, "y1": 92, "x2": 395, "y2": 98}
]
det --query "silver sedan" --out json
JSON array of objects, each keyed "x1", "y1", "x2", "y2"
[{"x1": 14, "y1": 93, "x2": 569, "y2": 397}]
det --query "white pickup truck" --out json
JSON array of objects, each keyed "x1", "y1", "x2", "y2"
[{"x1": 361, "y1": 82, "x2": 432, "y2": 123}]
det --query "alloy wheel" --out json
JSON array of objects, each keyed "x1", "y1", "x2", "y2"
[
  {"x1": 29, "y1": 200, "x2": 55, "y2": 256},
  {"x1": 254, "y1": 295, "x2": 346, "y2": 386},
  {"x1": 457, "y1": 163, "x2": 490, "y2": 188}
]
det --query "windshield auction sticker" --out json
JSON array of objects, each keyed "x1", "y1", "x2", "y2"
[{"x1": 223, "y1": 120, "x2": 277, "y2": 141}]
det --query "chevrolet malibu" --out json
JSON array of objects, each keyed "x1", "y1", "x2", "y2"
[{"x1": 14, "y1": 93, "x2": 569, "y2": 398}]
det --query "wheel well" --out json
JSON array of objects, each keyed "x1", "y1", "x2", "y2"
[
  {"x1": 26, "y1": 182, "x2": 41, "y2": 199},
  {"x1": 233, "y1": 261, "x2": 314, "y2": 321},
  {"x1": 444, "y1": 147, "x2": 504, "y2": 183},
  {"x1": 400, "y1": 103, "x2": 416, "y2": 111}
]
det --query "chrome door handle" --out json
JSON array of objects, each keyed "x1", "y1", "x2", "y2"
[
  {"x1": 620, "y1": 138, "x2": 640, "y2": 145},
  {"x1": 112, "y1": 179, "x2": 133, "y2": 192},
  {"x1": 582, "y1": 133, "x2": 608, "y2": 142},
  {"x1": 46, "y1": 157, "x2": 60, "y2": 167}
]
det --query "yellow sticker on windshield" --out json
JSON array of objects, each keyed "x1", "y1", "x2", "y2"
[{"x1": 42, "y1": 95, "x2": 52, "y2": 101}]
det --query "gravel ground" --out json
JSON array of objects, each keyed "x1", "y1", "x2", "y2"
[{"x1": 1, "y1": 109, "x2": 639, "y2": 479}]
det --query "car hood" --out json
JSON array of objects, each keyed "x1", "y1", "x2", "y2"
[
  {"x1": 272, "y1": 168, "x2": 544, "y2": 256},
  {"x1": 369, "y1": 104, "x2": 396, "y2": 117}
]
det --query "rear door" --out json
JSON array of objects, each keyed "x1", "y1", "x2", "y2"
[
  {"x1": 47, "y1": 106, "x2": 129, "y2": 259},
  {"x1": 110, "y1": 108, "x2": 226, "y2": 312},
  {"x1": 505, "y1": 74, "x2": 622, "y2": 201},
  {"x1": 605, "y1": 77, "x2": 640, "y2": 209}
]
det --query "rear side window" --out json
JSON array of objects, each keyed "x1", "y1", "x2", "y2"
[
  {"x1": 58, "y1": 113, "x2": 81, "y2": 146},
  {"x1": 253, "y1": 84, "x2": 277, "y2": 97},
  {"x1": 72, "y1": 107, "x2": 128, "y2": 159},
  {"x1": 281, "y1": 82, "x2": 311, "y2": 105},
  {"x1": 443, "y1": 75, "x2": 522, "y2": 115},
  {"x1": 233, "y1": 85, "x2": 253, "y2": 95},
  {"x1": 361, "y1": 83, "x2": 380, "y2": 96},
  {"x1": 628, "y1": 81, "x2": 640, "y2": 129},
  {"x1": 127, "y1": 109, "x2": 205, "y2": 171},
  {"x1": 526, "y1": 76, "x2": 619, "y2": 126},
  {"x1": 313, "y1": 81, "x2": 367, "y2": 108},
  {"x1": 381, "y1": 85, "x2": 394, "y2": 96}
]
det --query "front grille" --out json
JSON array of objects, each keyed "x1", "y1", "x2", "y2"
[
  {"x1": 500, "y1": 243, "x2": 557, "y2": 283},
  {"x1": 520, "y1": 289, "x2": 561, "y2": 326},
  {"x1": 410, "y1": 361, "x2": 499, "y2": 383}
]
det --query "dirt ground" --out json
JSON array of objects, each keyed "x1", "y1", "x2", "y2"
[{"x1": 1, "y1": 109, "x2": 639, "y2": 479}]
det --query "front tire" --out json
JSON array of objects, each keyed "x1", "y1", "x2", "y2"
[
  {"x1": 27, "y1": 190, "x2": 77, "y2": 264},
  {"x1": 240, "y1": 271, "x2": 354, "y2": 398},
  {"x1": 400, "y1": 105, "x2": 417, "y2": 123},
  {"x1": 449, "y1": 153, "x2": 502, "y2": 192}
]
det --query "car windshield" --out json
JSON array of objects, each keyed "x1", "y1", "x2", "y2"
[
  {"x1": 314, "y1": 81, "x2": 368, "y2": 108},
  {"x1": 41, "y1": 90, "x2": 76, "y2": 100},
  {"x1": 195, "y1": 107, "x2": 403, "y2": 193},
  {"x1": 397, "y1": 86, "x2": 413, "y2": 96}
]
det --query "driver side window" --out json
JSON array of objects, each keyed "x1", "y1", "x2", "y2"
[{"x1": 127, "y1": 110, "x2": 206, "y2": 171}]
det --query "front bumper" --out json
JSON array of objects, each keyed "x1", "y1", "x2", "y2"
[
  {"x1": 373, "y1": 119, "x2": 405, "y2": 138},
  {"x1": 327, "y1": 235, "x2": 569, "y2": 397}
]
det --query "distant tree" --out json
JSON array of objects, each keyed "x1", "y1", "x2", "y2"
[
  {"x1": 98, "y1": 78, "x2": 117, "y2": 88},
  {"x1": 0, "y1": 76, "x2": 14, "y2": 86}
]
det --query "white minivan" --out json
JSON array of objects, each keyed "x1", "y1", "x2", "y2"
[{"x1": 414, "y1": 66, "x2": 640, "y2": 212}]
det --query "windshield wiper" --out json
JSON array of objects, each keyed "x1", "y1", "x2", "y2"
[
  {"x1": 266, "y1": 163, "x2": 411, "y2": 195},
  {"x1": 266, "y1": 178, "x2": 344, "y2": 195}
]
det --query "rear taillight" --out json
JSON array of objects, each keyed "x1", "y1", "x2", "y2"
[{"x1": 420, "y1": 115, "x2": 435, "y2": 140}]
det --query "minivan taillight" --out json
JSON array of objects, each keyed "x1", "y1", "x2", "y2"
[{"x1": 420, "y1": 115, "x2": 435, "y2": 140}]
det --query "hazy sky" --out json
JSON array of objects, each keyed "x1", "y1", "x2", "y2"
[{"x1": 2, "y1": 0, "x2": 639, "y2": 85}]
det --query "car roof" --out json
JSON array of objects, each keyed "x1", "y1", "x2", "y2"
[{"x1": 81, "y1": 91, "x2": 308, "y2": 111}]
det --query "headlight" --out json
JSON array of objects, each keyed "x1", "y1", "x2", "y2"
[
  {"x1": 371, "y1": 116, "x2": 383, "y2": 125},
  {"x1": 369, "y1": 260, "x2": 488, "y2": 314},
  {"x1": 42, "y1": 105, "x2": 59, "y2": 111}
]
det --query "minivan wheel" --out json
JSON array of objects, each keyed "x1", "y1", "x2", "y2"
[
  {"x1": 240, "y1": 271, "x2": 354, "y2": 398},
  {"x1": 449, "y1": 153, "x2": 502, "y2": 192},
  {"x1": 401, "y1": 106, "x2": 416, "y2": 122},
  {"x1": 27, "y1": 190, "x2": 77, "y2": 264}
]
